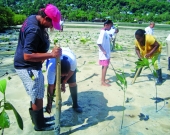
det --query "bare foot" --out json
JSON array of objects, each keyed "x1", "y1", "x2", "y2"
[
  {"x1": 105, "y1": 79, "x2": 110, "y2": 83},
  {"x1": 101, "y1": 82, "x2": 111, "y2": 87},
  {"x1": 101, "y1": 79, "x2": 110, "y2": 83}
]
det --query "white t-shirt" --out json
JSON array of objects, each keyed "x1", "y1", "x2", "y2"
[
  {"x1": 106, "y1": 27, "x2": 116, "y2": 38},
  {"x1": 60, "y1": 20, "x2": 64, "y2": 25},
  {"x1": 97, "y1": 29, "x2": 111, "y2": 60},
  {"x1": 46, "y1": 47, "x2": 76, "y2": 84},
  {"x1": 145, "y1": 26, "x2": 153, "y2": 35}
]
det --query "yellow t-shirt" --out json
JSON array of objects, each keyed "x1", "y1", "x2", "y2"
[{"x1": 135, "y1": 34, "x2": 161, "y2": 58}]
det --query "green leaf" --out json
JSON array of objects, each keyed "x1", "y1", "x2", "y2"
[
  {"x1": 153, "y1": 70, "x2": 158, "y2": 78},
  {"x1": 116, "y1": 73, "x2": 124, "y2": 83},
  {"x1": 153, "y1": 60, "x2": 159, "y2": 70},
  {"x1": 0, "y1": 79, "x2": 7, "y2": 94},
  {"x1": 143, "y1": 58, "x2": 149, "y2": 67},
  {"x1": 130, "y1": 69, "x2": 135, "y2": 72},
  {"x1": 135, "y1": 60, "x2": 143, "y2": 66},
  {"x1": 54, "y1": 39, "x2": 58, "y2": 44},
  {"x1": 116, "y1": 81, "x2": 123, "y2": 90},
  {"x1": 4, "y1": 102, "x2": 23, "y2": 130},
  {"x1": 136, "y1": 65, "x2": 143, "y2": 68},
  {"x1": 151, "y1": 55, "x2": 158, "y2": 66},
  {"x1": 143, "y1": 67, "x2": 149, "y2": 70},
  {"x1": 0, "y1": 110, "x2": 10, "y2": 129},
  {"x1": 124, "y1": 78, "x2": 127, "y2": 89},
  {"x1": 88, "y1": 61, "x2": 95, "y2": 64},
  {"x1": 135, "y1": 58, "x2": 149, "y2": 67}
]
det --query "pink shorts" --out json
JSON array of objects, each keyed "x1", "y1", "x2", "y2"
[{"x1": 99, "y1": 59, "x2": 110, "y2": 66}]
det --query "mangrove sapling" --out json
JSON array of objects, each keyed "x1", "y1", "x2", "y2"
[
  {"x1": 0, "y1": 79, "x2": 23, "y2": 135},
  {"x1": 65, "y1": 39, "x2": 70, "y2": 48},
  {"x1": 110, "y1": 63, "x2": 127, "y2": 129},
  {"x1": 80, "y1": 37, "x2": 91, "y2": 45},
  {"x1": 135, "y1": 57, "x2": 163, "y2": 112},
  {"x1": 115, "y1": 43, "x2": 123, "y2": 51}
]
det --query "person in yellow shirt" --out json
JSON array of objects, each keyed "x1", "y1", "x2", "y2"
[{"x1": 134, "y1": 29, "x2": 163, "y2": 85}]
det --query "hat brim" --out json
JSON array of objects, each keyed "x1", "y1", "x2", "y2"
[{"x1": 52, "y1": 21, "x2": 61, "y2": 30}]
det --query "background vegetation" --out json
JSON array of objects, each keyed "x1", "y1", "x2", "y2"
[{"x1": 0, "y1": 0, "x2": 170, "y2": 30}]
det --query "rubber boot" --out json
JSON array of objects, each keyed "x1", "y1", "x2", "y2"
[
  {"x1": 69, "y1": 85, "x2": 82, "y2": 113},
  {"x1": 130, "y1": 68, "x2": 142, "y2": 78},
  {"x1": 29, "y1": 108, "x2": 55, "y2": 131},
  {"x1": 30, "y1": 101, "x2": 55, "y2": 123},
  {"x1": 156, "y1": 69, "x2": 163, "y2": 85}
]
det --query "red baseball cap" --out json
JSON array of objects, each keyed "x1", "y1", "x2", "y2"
[{"x1": 45, "y1": 4, "x2": 61, "y2": 30}]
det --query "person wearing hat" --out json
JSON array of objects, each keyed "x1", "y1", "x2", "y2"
[{"x1": 14, "y1": 4, "x2": 62, "y2": 131}]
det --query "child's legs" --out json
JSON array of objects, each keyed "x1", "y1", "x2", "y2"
[
  {"x1": 99, "y1": 59, "x2": 110, "y2": 86},
  {"x1": 101, "y1": 66, "x2": 108, "y2": 82}
]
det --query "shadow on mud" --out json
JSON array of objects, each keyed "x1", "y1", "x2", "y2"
[{"x1": 60, "y1": 90, "x2": 125, "y2": 135}]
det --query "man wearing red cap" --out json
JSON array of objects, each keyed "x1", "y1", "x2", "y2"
[{"x1": 14, "y1": 4, "x2": 61, "y2": 131}]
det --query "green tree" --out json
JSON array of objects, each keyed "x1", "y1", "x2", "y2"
[{"x1": 0, "y1": 6, "x2": 14, "y2": 30}]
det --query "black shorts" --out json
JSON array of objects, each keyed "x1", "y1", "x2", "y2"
[{"x1": 61, "y1": 70, "x2": 76, "y2": 83}]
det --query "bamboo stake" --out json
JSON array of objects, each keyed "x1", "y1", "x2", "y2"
[
  {"x1": 54, "y1": 46, "x2": 62, "y2": 135},
  {"x1": 131, "y1": 67, "x2": 142, "y2": 84}
]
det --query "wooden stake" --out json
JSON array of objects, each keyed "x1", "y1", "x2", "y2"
[
  {"x1": 54, "y1": 48, "x2": 62, "y2": 135},
  {"x1": 131, "y1": 67, "x2": 142, "y2": 84}
]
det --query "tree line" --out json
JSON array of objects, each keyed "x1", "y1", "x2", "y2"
[{"x1": 0, "y1": 0, "x2": 170, "y2": 30}]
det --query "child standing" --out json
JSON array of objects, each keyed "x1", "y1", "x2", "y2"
[
  {"x1": 106, "y1": 22, "x2": 119, "y2": 51},
  {"x1": 97, "y1": 20, "x2": 113, "y2": 87}
]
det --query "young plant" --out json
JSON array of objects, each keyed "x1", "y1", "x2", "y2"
[
  {"x1": 115, "y1": 43, "x2": 123, "y2": 51},
  {"x1": 0, "y1": 79, "x2": 23, "y2": 134},
  {"x1": 135, "y1": 56, "x2": 161, "y2": 112},
  {"x1": 116, "y1": 71, "x2": 127, "y2": 129},
  {"x1": 65, "y1": 39, "x2": 70, "y2": 48},
  {"x1": 54, "y1": 39, "x2": 59, "y2": 45},
  {"x1": 80, "y1": 37, "x2": 91, "y2": 45},
  {"x1": 110, "y1": 63, "x2": 127, "y2": 129}
]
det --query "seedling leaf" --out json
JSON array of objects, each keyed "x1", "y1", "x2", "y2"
[
  {"x1": 54, "y1": 39, "x2": 58, "y2": 44},
  {"x1": 0, "y1": 110, "x2": 10, "y2": 129},
  {"x1": 116, "y1": 73, "x2": 124, "y2": 83},
  {"x1": 143, "y1": 67, "x2": 149, "y2": 70},
  {"x1": 0, "y1": 79, "x2": 7, "y2": 94},
  {"x1": 4, "y1": 102, "x2": 23, "y2": 130},
  {"x1": 153, "y1": 70, "x2": 158, "y2": 78},
  {"x1": 116, "y1": 81, "x2": 123, "y2": 90}
]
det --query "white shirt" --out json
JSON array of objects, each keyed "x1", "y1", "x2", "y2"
[
  {"x1": 106, "y1": 28, "x2": 116, "y2": 38},
  {"x1": 46, "y1": 47, "x2": 76, "y2": 84},
  {"x1": 60, "y1": 20, "x2": 64, "y2": 25},
  {"x1": 97, "y1": 29, "x2": 111, "y2": 60},
  {"x1": 145, "y1": 26, "x2": 154, "y2": 35}
]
